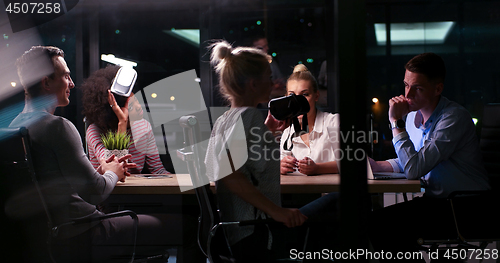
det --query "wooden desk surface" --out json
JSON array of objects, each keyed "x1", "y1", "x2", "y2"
[{"x1": 112, "y1": 174, "x2": 421, "y2": 195}]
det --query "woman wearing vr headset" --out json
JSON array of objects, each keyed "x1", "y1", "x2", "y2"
[
  {"x1": 82, "y1": 65, "x2": 170, "y2": 175},
  {"x1": 205, "y1": 40, "x2": 310, "y2": 262},
  {"x1": 280, "y1": 64, "x2": 341, "y2": 175}
]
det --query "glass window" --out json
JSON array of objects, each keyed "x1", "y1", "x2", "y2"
[{"x1": 366, "y1": 1, "x2": 499, "y2": 160}]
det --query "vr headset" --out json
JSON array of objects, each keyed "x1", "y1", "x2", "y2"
[
  {"x1": 110, "y1": 67, "x2": 137, "y2": 98},
  {"x1": 268, "y1": 93, "x2": 310, "y2": 121},
  {"x1": 268, "y1": 94, "x2": 310, "y2": 151}
]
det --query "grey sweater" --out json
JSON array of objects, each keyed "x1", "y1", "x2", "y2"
[{"x1": 10, "y1": 110, "x2": 118, "y2": 238}]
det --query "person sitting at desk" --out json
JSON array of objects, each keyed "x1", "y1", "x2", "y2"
[
  {"x1": 81, "y1": 65, "x2": 170, "y2": 174},
  {"x1": 205, "y1": 40, "x2": 339, "y2": 263},
  {"x1": 280, "y1": 64, "x2": 340, "y2": 175},
  {"x1": 9, "y1": 46, "x2": 205, "y2": 262},
  {"x1": 205, "y1": 40, "x2": 308, "y2": 263},
  {"x1": 368, "y1": 52, "x2": 490, "y2": 262}
]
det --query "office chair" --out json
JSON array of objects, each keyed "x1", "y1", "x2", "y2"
[
  {"x1": 0, "y1": 127, "x2": 140, "y2": 263},
  {"x1": 176, "y1": 115, "x2": 239, "y2": 262},
  {"x1": 417, "y1": 104, "x2": 500, "y2": 260},
  {"x1": 177, "y1": 115, "x2": 323, "y2": 263},
  {"x1": 479, "y1": 103, "x2": 500, "y2": 191}
]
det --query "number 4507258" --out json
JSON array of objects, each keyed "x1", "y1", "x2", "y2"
[
  {"x1": 444, "y1": 249, "x2": 498, "y2": 260},
  {"x1": 5, "y1": 3, "x2": 62, "y2": 14}
]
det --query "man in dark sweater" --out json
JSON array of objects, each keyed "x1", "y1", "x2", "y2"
[{"x1": 9, "y1": 46, "x2": 205, "y2": 262}]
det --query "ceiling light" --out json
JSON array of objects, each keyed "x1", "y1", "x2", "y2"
[
  {"x1": 374, "y1": 21, "x2": 455, "y2": 46},
  {"x1": 163, "y1": 29, "x2": 200, "y2": 47},
  {"x1": 101, "y1": 54, "x2": 137, "y2": 67}
]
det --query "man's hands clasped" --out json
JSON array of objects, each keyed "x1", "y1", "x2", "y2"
[{"x1": 97, "y1": 154, "x2": 137, "y2": 183}]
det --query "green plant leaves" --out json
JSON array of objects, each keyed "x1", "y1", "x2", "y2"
[{"x1": 101, "y1": 131, "x2": 131, "y2": 150}]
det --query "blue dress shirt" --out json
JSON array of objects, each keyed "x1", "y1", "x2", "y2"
[{"x1": 387, "y1": 96, "x2": 490, "y2": 198}]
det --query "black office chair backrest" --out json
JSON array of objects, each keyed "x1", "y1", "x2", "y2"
[
  {"x1": 480, "y1": 103, "x2": 500, "y2": 191},
  {"x1": 0, "y1": 127, "x2": 52, "y2": 223},
  {"x1": 178, "y1": 116, "x2": 232, "y2": 262},
  {"x1": 0, "y1": 127, "x2": 54, "y2": 261}
]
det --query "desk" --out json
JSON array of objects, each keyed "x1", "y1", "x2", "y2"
[{"x1": 112, "y1": 174, "x2": 421, "y2": 195}]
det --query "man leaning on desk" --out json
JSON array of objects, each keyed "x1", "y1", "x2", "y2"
[{"x1": 368, "y1": 52, "x2": 490, "y2": 262}]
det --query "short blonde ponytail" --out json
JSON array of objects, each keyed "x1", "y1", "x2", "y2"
[
  {"x1": 287, "y1": 64, "x2": 319, "y2": 93},
  {"x1": 210, "y1": 41, "x2": 232, "y2": 65},
  {"x1": 292, "y1": 64, "x2": 309, "y2": 74},
  {"x1": 209, "y1": 40, "x2": 271, "y2": 104}
]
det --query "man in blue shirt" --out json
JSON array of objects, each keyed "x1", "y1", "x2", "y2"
[{"x1": 369, "y1": 53, "x2": 490, "y2": 262}]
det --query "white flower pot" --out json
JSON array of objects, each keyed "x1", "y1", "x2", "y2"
[{"x1": 104, "y1": 149, "x2": 129, "y2": 160}]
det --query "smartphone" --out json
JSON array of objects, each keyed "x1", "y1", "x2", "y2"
[{"x1": 110, "y1": 67, "x2": 137, "y2": 97}]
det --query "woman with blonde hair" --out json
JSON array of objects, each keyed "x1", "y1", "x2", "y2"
[
  {"x1": 205, "y1": 40, "x2": 307, "y2": 262},
  {"x1": 280, "y1": 64, "x2": 341, "y2": 175}
]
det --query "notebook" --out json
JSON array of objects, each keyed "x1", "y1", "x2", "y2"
[{"x1": 367, "y1": 159, "x2": 407, "y2": 180}]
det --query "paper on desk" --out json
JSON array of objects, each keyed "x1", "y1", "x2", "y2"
[
  {"x1": 134, "y1": 174, "x2": 172, "y2": 179},
  {"x1": 285, "y1": 170, "x2": 307, "y2": 176}
]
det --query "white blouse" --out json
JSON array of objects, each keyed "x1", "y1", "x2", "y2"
[
  {"x1": 205, "y1": 107, "x2": 280, "y2": 246},
  {"x1": 280, "y1": 110, "x2": 341, "y2": 164}
]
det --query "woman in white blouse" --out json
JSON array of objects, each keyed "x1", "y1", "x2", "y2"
[{"x1": 280, "y1": 64, "x2": 340, "y2": 175}]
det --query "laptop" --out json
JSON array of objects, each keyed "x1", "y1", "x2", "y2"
[{"x1": 367, "y1": 159, "x2": 407, "y2": 180}]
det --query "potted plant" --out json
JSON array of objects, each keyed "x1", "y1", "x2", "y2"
[{"x1": 101, "y1": 131, "x2": 131, "y2": 159}]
